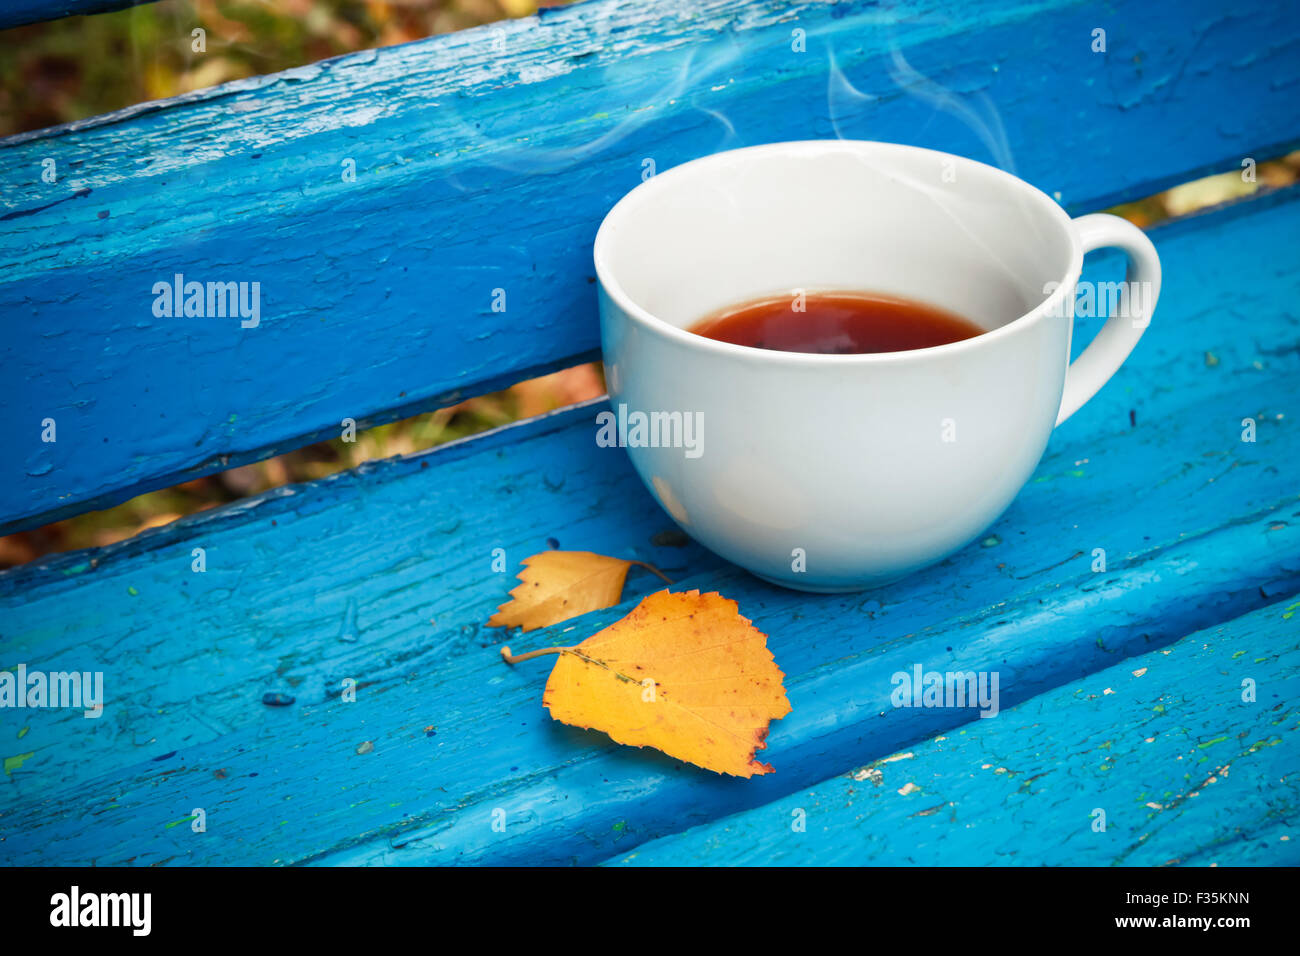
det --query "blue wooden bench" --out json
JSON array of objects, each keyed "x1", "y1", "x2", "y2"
[{"x1": 2, "y1": 0, "x2": 1298, "y2": 866}]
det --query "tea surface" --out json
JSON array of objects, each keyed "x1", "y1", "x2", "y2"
[{"x1": 689, "y1": 291, "x2": 985, "y2": 355}]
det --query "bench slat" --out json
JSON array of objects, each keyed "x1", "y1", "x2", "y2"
[
  {"x1": 607, "y1": 597, "x2": 1300, "y2": 866},
  {"x1": 4, "y1": 0, "x2": 1299, "y2": 533},
  {"x1": 1, "y1": 190, "x2": 1297, "y2": 864}
]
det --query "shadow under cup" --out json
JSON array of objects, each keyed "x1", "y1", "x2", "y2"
[{"x1": 594, "y1": 141, "x2": 1083, "y2": 592}]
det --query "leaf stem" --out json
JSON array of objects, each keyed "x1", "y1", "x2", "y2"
[
  {"x1": 500, "y1": 644, "x2": 574, "y2": 665},
  {"x1": 629, "y1": 560, "x2": 674, "y2": 585}
]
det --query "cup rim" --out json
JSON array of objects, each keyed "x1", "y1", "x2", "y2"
[{"x1": 592, "y1": 139, "x2": 1085, "y2": 365}]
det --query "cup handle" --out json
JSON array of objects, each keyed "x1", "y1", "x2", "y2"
[{"x1": 1055, "y1": 213, "x2": 1162, "y2": 425}]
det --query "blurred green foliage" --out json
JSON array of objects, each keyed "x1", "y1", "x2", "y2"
[{"x1": 0, "y1": 0, "x2": 539, "y2": 136}]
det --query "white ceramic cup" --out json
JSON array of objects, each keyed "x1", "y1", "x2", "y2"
[{"x1": 593, "y1": 140, "x2": 1161, "y2": 592}]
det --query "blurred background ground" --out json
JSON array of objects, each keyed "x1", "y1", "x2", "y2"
[{"x1": 1, "y1": 1, "x2": 1296, "y2": 568}]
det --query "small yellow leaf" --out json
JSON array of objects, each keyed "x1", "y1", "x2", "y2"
[
  {"x1": 539, "y1": 590, "x2": 791, "y2": 777},
  {"x1": 488, "y1": 551, "x2": 636, "y2": 631}
]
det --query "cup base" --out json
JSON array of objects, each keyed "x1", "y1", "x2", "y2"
[{"x1": 750, "y1": 569, "x2": 906, "y2": 594}]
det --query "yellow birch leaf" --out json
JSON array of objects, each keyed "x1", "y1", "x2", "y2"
[
  {"x1": 487, "y1": 550, "x2": 668, "y2": 632},
  {"x1": 505, "y1": 590, "x2": 791, "y2": 777}
]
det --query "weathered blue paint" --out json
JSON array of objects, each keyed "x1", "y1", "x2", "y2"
[
  {"x1": 1, "y1": 190, "x2": 1297, "y2": 865},
  {"x1": 4, "y1": 0, "x2": 1299, "y2": 533},
  {"x1": 608, "y1": 598, "x2": 1300, "y2": 866},
  {"x1": 0, "y1": 0, "x2": 156, "y2": 31}
]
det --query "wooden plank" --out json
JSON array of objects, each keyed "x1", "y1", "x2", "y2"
[
  {"x1": 0, "y1": 0, "x2": 156, "y2": 31},
  {"x1": 0, "y1": 190, "x2": 1297, "y2": 865},
  {"x1": 607, "y1": 598, "x2": 1300, "y2": 866},
  {"x1": 4, "y1": 0, "x2": 1299, "y2": 533}
]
